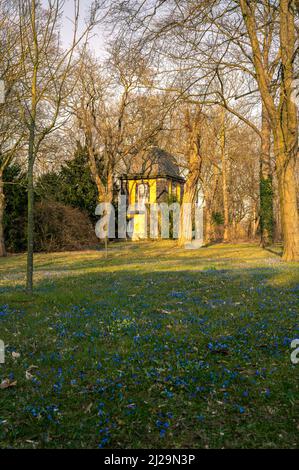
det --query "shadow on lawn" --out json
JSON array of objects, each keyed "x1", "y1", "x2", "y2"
[
  {"x1": 0, "y1": 261, "x2": 298, "y2": 449},
  {"x1": 0, "y1": 242, "x2": 280, "y2": 276},
  {"x1": 264, "y1": 246, "x2": 283, "y2": 257},
  {"x1": 1, "y1": 261, "x2": 298, "y2": 312}
]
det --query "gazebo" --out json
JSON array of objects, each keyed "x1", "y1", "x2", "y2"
[{"x1": 119, "y1": 146, "x2": 185, "y2": 239}]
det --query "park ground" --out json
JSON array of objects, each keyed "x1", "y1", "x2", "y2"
[{"x1": 0, "y1": 241, "x2": 298, "y2": 449}]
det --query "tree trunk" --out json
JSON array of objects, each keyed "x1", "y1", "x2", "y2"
[
  {"x1": 240, "y1": 0, "x2": 299, "y2": 260},
  {"x1": 249, "y1": 203, "x2": 259, "y2": 240},
  {"x1": 275, "y1": 0, "x2": 299, "y2": 261},
  {"x1": 104, "y1": 170, "x2": 114, "y2": 255},
  {"x1": 106, "y1": 170, "x2": 114, "y2": 205},
  {"x1": 178, "y1": 109, "x2": 202, "y2": 246},
  {"x1": 26, "y1": 126, "x2": 35, "y2": 294},
  {"x1": 178, "y1": 142, "x2": 201, "y2": 246},
  {"x1": 87, "y1": 146, "x2": 105, "y2": 202},
  {"x1": 260, "y1": 105, "x2": 274, "y2": 247},
  {"x1": 220, "y1": 109, "x2": 229, "y2": 242},
  {"x1": 204, "y1": 206, "x2": 213, "y2": 244},
  {"x1": 0, "y1": 171, "x2": 6, "y2": 257},
  {"x1": 203, "y1": 165, "x2": 219, "y2": 244},
  {"x1": 275, "y1": 137, "x2": 299, "y2": 261},
  {"x1": 87, "y1": 144, "x2": 110, "y2": 251}
]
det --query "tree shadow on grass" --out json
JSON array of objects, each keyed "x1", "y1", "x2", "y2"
[
  {"x1": 263, "y1": 245, "x2": 283, "y2": 257},
  {"x1": 1, "y1": 261, "x2": 298, "y2": 312},
  {"x1": 0, "y1": 264, "x2": 298, "y2": 449}
]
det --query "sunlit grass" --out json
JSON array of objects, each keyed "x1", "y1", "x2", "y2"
[{"x1": 0, "y1": 242, "x2": 298, "y2": 448}]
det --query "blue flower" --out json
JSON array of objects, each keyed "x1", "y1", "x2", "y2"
[{"x1": 99, "y1": 437, "x2": 109, "y2": 448}]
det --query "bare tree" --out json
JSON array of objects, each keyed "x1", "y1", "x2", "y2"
[
  {"x1": 108, "y1": 0, "x2": 298, "y2": 259},
  {"x1": 70, "y1": 45, "x2": 171, "y2": 247},
  {"x1": 239, "y1": 0, "x2": 299, "y2": 261},
  {"x1": 0, "y1": 0, "x2": 24, "y2": 257},
  {"x1": 17, "y1": 0, "x2": 100, "y2": 292}
]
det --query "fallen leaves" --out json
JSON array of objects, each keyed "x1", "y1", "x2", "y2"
[
  {"x1": 25, "y1": 365, "x2": 38, "y2": 381},
  {"x1": 12, "y1": 351, "x2": 21, "y2": 360},
  {"x1": 84, "y1": 402, "x2": 93, "y2": 414},
  {"x1": 25, "y1": 370, "x2": 34, "y2": 381},
  {"x1": 0, "y1": 378, "x2": 17, "y2": 390}
]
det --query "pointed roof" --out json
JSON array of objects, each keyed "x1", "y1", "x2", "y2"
[{"x1": 122, "y1": 146, "x2": 185, "y2": 182}]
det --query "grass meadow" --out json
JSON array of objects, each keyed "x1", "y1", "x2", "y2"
[{"x1": 0, "y1": 242, "x2": 298, "y2": 448}]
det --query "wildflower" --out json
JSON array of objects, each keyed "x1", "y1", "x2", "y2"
[{"x1": 99, "y1": 437, "x2": 109, "y2": 448}]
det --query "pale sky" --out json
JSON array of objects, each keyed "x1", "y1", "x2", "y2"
[{"x1": 41, "y1": 0, "x2": 107, "y2": 58}]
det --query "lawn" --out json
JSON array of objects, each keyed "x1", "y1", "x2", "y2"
[{"x1": 0, "y1": 242, "x2": 298, "y2": 449}]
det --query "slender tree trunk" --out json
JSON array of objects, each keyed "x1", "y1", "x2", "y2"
[
  {"x1": 251, "y1": 198, "x2": 260, "y2": 239},
  {"x1": 106, "y1": 170, "x2": 114, "y2": 205},
  {"x1": 203, "y1": 166, "x2": 219, "y2": 244},
  {"x1": 231, "y1": 211, "x2": 237, "y2": 240},
  {"x1": 179, "y1": 196, "x2": 193, "y2": 245},
  {"x1": 26, "y1": 127, "x2": 35, "y2": 294},
  {"x1": 0, "y1": 171, "x2": 6, "y2": 257},
  {"x1": 25, "y1": 0, "x2": 37, "y2": 293},
  {"x1": 205, "y1": 206, "x2": 213, "y2": 244},
  {"x1": 220, "y1": 109, "x2": 229, "y2": 242},
  {"x1": 87, "y1": 141, "x2": 115, "y2": 253},
  {"x1": 260, "y1": 105, "x2": 274, "y2": 247},
  {"x1": 87, "y1": 143, "x2": 108, "y2": 251},
  {"x1": 104, "y1": 170, "x2": 114, "y2": 256},
  {"x1": 87, "y1": 145, "x2": 105, "y2": 201},
  {"x1": 252, "y1": 214, "x2": 260, "y2": 240}
]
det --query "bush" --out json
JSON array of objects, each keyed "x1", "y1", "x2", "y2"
[
  {"x1": 34, "y1": 201, "x2": 97, "y2": 252},
  {"x1": 35, "y1": 144, "x2": 98, "y2": 222}
]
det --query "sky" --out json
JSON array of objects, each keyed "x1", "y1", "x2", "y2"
[{"x1": 41, "y1": 0, "x2": 107, "y2": 57}]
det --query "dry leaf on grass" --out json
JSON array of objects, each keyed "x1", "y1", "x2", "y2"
[
  {"x1": 84, "y1": 402, "x2": 93, "y2": 414},
  {"x1": 0, "y1": 379, "x2": 17, "y2": 390},
  {"x1": 12, "y1": 352, "x2": 21, "y2": 359}
]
